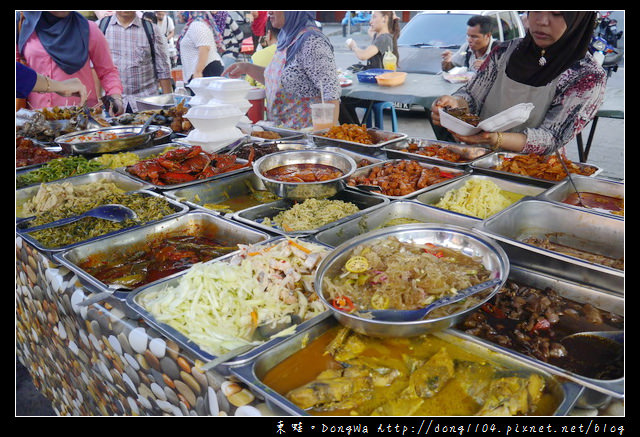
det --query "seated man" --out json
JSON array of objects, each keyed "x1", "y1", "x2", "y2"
[{"x1": 441, "y1": 15, "x2": 496, "y2": 73}]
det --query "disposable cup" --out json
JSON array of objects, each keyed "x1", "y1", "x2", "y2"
[{"x1": 310, "y1": 103, "x2": 335, "y2": 131}]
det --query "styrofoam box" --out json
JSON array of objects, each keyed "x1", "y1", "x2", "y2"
[
  {"x1": 185, "y1": 103, "x2": 244, "y2": 132},
  {"x1": 207, "y1": 78, "x2": 252, "y2": 101},
  {"x1": 440, "y1": 103, "x2": 534, "y2": 136}
]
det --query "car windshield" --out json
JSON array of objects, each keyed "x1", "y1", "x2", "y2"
[{"x1": 397, "y1": 13, "x2": 475, "y2": 48}]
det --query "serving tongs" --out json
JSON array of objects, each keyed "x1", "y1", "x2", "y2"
[{"x1": 358, "y1": 277, "x2": 503, "y2": 322}]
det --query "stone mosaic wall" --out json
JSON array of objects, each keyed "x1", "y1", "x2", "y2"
[{"x1": 16, "y1": 236, "x2": 272, "y2": 416}]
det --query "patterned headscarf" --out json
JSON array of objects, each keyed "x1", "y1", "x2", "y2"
[
  {"x1": 176, "y1": 11, "x2": 224, "y2": 56},
  {"x1": 277, "y1": 11, "x2": 332, "y2": 65}
]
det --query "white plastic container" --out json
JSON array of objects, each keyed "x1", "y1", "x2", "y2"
[
  {"x1": 207, "y1": 78, "x2": 252, "y2": 101},
  {"x1": 187, "y1": 77, "x2": 225, "y2": 106},
  {"x1": 184, "y1": 126, "x2": 244, "y2": 153},
  {"x1": 440, "y1": 103, "x2": 535, "y2": 136},
  {"x1": 185, "y1": 103, "x2": 244, "y2": 133}
]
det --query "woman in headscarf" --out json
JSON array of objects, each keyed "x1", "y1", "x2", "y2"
[
  {"x1": 224, "y1": 11, "x2": 340, "y2": 130},
  {"x1": 16, "y1": 11, "x2": 124, "y2": 114},
  {"x1": 430, "y1": 11, "x2": 606, "y2": 155},
  {"x1": 176, "y1": 11, "x2": 225, "y2": 88}
]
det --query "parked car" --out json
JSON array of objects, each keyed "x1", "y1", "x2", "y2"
[{"x1": 397, "y1": 10, "x2": 526, "y2": 75}]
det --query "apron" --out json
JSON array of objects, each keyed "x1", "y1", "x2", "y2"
[
  {"x1": 480, "y1": 47, "x2": 560, "y2": 133},
  {"x1": 264, "y1": 32, "x2": 319, "y2": 129}
]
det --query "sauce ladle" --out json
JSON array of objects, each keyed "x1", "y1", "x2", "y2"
[
  {"x1": 24, "y1": 204, "x2": 137, "y2": 233},
  {"x1": 358, "y1": 277, "x2": 503, "y2": 322}
]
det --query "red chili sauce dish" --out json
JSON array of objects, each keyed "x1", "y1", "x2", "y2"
[
  {"x1": 78, "y1": 235, "x2": 237, "y2": 289},
  {"x1": 263, "y1": 163, "x2": 344, "y2": 183},
  {"x1": 562, "y1": 192, "x2": 624, "y2": 215}
]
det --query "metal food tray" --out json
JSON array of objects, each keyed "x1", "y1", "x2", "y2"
[
  {"x1": 53, "y1": 211, "x2": 270, "y2": 302},
  {"x1": 125, "y1": 236, "x2": 334, "y2": 368},
  {"x1": 453, "y1": 265, "x2": 624, "y2": 399},
  {"x1": 310, "y1": 127, "x2": 407, "y2": 154},
  {"x1": 246, "y1": 125, "x2": 308, "y2": 142},
  {"x1": 317, "y1": 146, "x2": 385, "y2": 165},
  {"x1": 16, "y1": 169, "x2": 152, "y2": 223},
  {"x1": 54, "y1": 125, "x2": 156, "y2": 155},
  {"x1": 478, "y1": 199, "x2": 624, "y2": 294},
  {"x1": 383, "y1": 137, "x2": 493, "y2": 168},
  {"x1": 314, "y1": 200, "x2": 482, "y2": 247},
  {"x1": 346, "y1": 159, "x2": 467, "y2": 200},
  {"x1": 232, "y1": 189, "x2": 389, "y2": 237},
  {"x1": 538, "y1": 175, "x2": 624, "y2": 219},
  {"x1": 470, "y1": 152, "x2": 602, "y2": 187},
  {"x1": 117, "y1": 149, "x2": 251, "y2": 191},
  {"x1": 412, "y1": 174, "x2": 546, "y2": 221},
  {"x1": 164, "y1": 170, "x2": 273, "y2": 216},
  {"x1": 229, "y1": 315, "x2": 584, "y2": 416},
  {"x1": 16, "y1": 189, "x2": 189, "y2": 256}
]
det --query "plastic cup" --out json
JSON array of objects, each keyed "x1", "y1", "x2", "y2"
[{"x1": 310, "y1": 103, "x2": 335, "y2": 131}]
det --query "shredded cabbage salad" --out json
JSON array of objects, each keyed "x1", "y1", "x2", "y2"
[{"x1": 138, "y1": 239, "x2": 329, "y2": 356}]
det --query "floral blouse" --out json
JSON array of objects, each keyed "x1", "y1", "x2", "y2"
[
  {"x1": 453, "y1": 39, "x2": 607, "y2": 154},
  {"x1": 279, "y1": 33, "x2": 340, "y2": 102}
]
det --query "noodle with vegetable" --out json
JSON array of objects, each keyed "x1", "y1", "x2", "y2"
[{"x1": 323, "y1": 237, "x2": 491, "y2": 318}]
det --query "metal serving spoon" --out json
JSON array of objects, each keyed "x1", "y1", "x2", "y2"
[
  {"x1": 561, "y1": 330, "x2": 624, "y2": 344},
  {"x1": 199, "y1": 314, "x2": 303, "y2": 371},
  {"x1": 24, "y1": 204, "x2": 137, "y2": 233},
  {"x1": 360, "y1": 277, "x2": 503, "y2": 322}
]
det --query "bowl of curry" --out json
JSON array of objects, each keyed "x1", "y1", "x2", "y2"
[{"x1": 253, "y1": 149, "x2": 357, "y2": 201}]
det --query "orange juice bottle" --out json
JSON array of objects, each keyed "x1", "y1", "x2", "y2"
[{"x1": 383, "y1": 50, "x2": 397, "y2": 71}]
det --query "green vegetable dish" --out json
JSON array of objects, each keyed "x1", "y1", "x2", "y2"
[
  {"x1": 16, "y1": 156, "x2": 106, "y2": 188},
  {"x1": 26, "y1": 192, "x2": 176, "y2": 248}
]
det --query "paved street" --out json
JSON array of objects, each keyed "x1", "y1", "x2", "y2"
[{"x1": 326, "y1": 24, "x2": 624, "y2": 181}]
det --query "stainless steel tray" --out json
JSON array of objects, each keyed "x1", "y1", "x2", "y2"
[
  {"x1": 116, "y1": 146, "x2": 251, "y2": 190},
  {"x1": 53, "y1": 211, "x2": 270, "y2": 302},
  {"x1": 54, "y1": 125, "x2": 155, "y2": 155},
  {"x1": 16, "y1": 189, "x2": 189, "y2": 255},
  {"x1": 478, "y1": 199, "x2": 624, "y2": 294},
  {"x1": 163, "y1": 170, "x2": 272, "y2": 216},
  {"x1": 383, "y1": 137, "x2": 493, "y2": 168},
  {"x1": 232, "y1": 189, "x2": 389, "y2": 237},
  {"x1": 246, "y1": 125, "x2": 308, "y2": 142},
  {"x1": 317, "y1": 146, "x2": 385, "y2": 166},
  {"x1": 538, "y1": 175, "x2": 624, "y2": 218},
  {"x1": 125, "y1": 236, "x2": 333, "y2": 367},
  {"x1": 412, "y1": 174, "x2": 546, "y2": 220},
  {"x1": 346, "y1": 159, "x2": 467, "y2": 200},
  {"x1": 469, "y1": 152, "x2": 602, "y2": 187},
  {"x1": 310, "y1": 127, "x2": 407, "y2": 154},
  {"x1": 453, "y1": 265, "x2": 624, "y2": 399},
  {"x1": 314, "y1": 200, "x2": 481, "y2": 247},
  {"x1": 229, "y1": 315, "x2": 584, "y2": 416},
  {"x1": 16, "y1": 169, "x2": 152, "y2": 222}
]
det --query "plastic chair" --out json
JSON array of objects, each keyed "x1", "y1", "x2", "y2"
[{"x1": 360, "y1": 101, "x2": 398, "y2": 132}]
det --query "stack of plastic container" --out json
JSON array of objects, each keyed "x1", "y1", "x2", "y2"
[
  {"x1": 183, "y1": 102, "x2": 245, "y2": 153},
  {"x1": 206, "y1": 78, "x2": 253, "y2": 123},
  {"x1": 184, "y1": 77, "x2": 224, "y2": 106},
  {"x1": 182, "y1": 77, "x2": 246, "y2": 152}
]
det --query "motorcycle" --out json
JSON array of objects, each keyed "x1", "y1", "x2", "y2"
[
  {"x1": 597, "y1": 11, "x2": 623, "y2": 48},
  {"x1": 590, "y1": 34, "x2": 622, "y2": 77}
]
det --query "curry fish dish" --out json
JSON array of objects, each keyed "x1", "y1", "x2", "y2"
[{"x1": 262, "y1": 327, "x2": 561, "y2": 416}]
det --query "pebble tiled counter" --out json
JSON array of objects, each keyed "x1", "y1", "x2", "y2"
[{"x1": 16, "y1": 235, "x2": 272, "y2": 416}]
